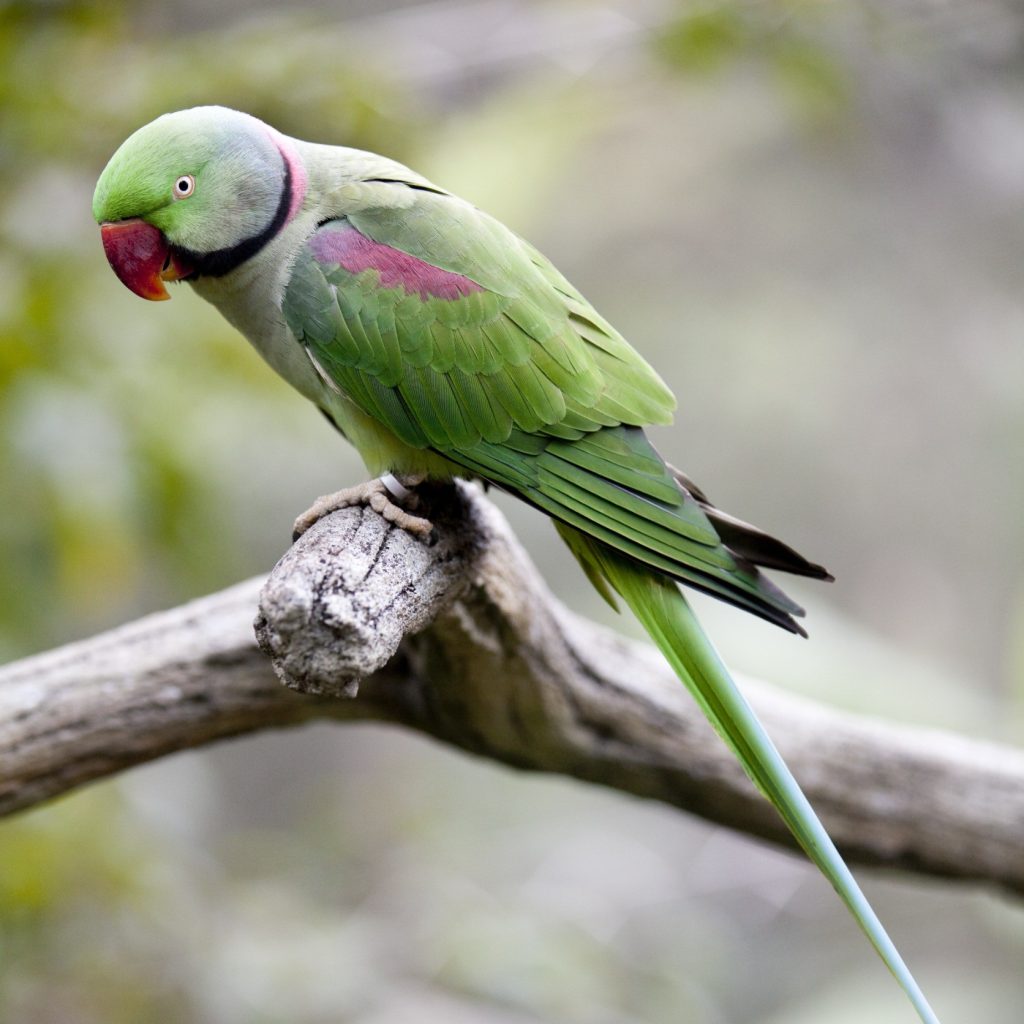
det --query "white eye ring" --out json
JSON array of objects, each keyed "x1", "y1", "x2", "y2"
[{"x1": 172, "y1": 174, "x2": 195, "y2": 200}]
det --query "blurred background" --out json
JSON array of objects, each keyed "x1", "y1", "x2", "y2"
[{"x1": 2, "y1": 0, "x2": 1023, "y2": 1020}]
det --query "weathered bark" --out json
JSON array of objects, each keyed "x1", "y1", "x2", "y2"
[{"x1": 1, "y1": 482, "x2": 1021, "y2": 894}]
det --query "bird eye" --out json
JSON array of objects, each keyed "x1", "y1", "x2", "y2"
[{"x1": 172, "y1": 175, "x2": 195, "y2": 200}]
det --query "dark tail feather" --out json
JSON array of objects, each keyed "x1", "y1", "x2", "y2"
[{"x1": 668, "y1": 465, "x2": 833, "y2": 582}]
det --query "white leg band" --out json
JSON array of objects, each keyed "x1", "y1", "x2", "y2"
[{"x1": 380, "y1": 473, "x2": 412, "y2": 501}]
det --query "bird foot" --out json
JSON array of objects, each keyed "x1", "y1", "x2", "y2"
[{"x1": 292, "y1": 474, "x2": 432, "y2": 541}]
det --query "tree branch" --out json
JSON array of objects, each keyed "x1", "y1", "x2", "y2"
[{"x1": 1, "y1": 482, "x2": 1021, "y2": 895}]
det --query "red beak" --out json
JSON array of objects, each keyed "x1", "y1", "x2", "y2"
[{"x1": 100, "y1": 219, "x2": 193, "y2": 301}]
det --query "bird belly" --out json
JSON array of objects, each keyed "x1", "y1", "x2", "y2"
[
  {"x1": 192, "y1": 271, "x2": 457, "y2": 481},
  {"x1": 320, "y1": 391, "x2": 460, "y2": 480}
]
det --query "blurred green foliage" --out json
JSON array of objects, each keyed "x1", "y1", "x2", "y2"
[
  {"x1": 655, "y1": 1, "x2": 849, "y2": 121},
  {"x1": 2, "y1": 1, "x2": 1023, "y2": 1022}
]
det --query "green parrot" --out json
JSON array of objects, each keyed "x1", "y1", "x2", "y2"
[{"x1": 93, "y1": 106, "x2": 939, "y2": 1023}]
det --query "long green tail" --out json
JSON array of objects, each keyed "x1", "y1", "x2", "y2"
[{"x1": 563, "y1": 528, "x2": 940, "y2": 1024}]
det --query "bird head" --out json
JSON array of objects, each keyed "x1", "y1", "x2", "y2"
[{"x1": 93, "y1": 106, "x2": 301, "y2": 300}]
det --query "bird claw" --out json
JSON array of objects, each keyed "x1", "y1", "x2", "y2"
[{"x1": 292, "y1": 475, "x2": 433, "y2": 541}]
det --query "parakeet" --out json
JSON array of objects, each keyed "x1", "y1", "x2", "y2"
[{"x1": 94, "y1": 106, "x2": 939, "y2": 1023}]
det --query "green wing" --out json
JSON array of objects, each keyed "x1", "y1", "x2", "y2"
[
  {"x1": 282, "y1": 182, "x2": 823, "y2": 631},
  {"x1": 284, "y1": 186, "x2": 675, "y2": 445}
]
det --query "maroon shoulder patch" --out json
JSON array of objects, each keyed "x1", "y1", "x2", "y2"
[{"x1": 310, "y1": 222, "x2": 484, "y2": 301}]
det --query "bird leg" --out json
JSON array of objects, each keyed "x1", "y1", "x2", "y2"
[{"x1": 292, "y1": 473, "x2": 432, "y2": 541}]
